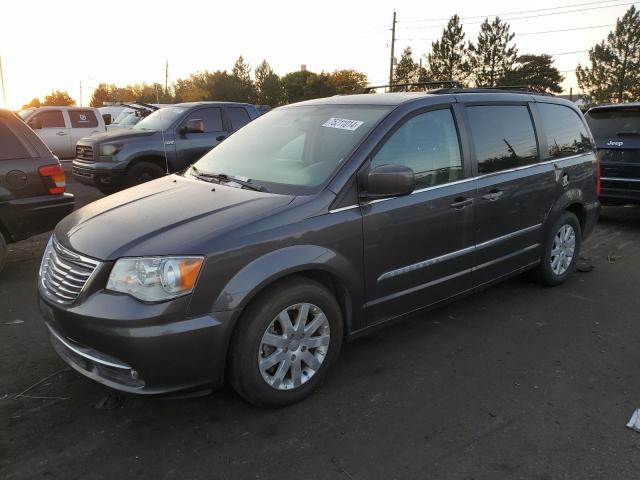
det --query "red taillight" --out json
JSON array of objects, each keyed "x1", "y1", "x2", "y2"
[
  {"x1": 38, "y1": 164, "x2": 66, "y2": 195},
  {"x1": 596, "y1": 158, "x2": 601, "y2": 195}
]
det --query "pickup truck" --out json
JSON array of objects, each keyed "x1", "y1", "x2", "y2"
[
  {"x1": 18, "y1": 107, "x2": 106, "y2": 159},
  {"x1": 72, "y1": 101, "x2": 260, "y2": 193}
]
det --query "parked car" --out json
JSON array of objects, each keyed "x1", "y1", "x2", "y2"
[
  {"x1": 97, "y1": 105, "x2": 133, "y2": 126},
  {"x1": 106, "y1": 103, "x2": 164, "y2": 131},
  {"x1": 72, "y1": 102, "x2": 260, "y2": 193},
  {"x1": 18, "y1": 107, "x2": 106, "y2": 159},
  {"x1": 38, "y1": 89, "x2": 599, "y2": 407},
  {"x1": 0, "y1": 109, "x2": 74, "y2": 273},
  {"x1": 584, "y1": 103, "x2": 640, "y2": 204}
]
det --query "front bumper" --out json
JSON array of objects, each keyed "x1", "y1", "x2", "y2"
[
  {"x1": 0, "y1": 193, "x2": 74, "y2": 242},
  {"x1": 39, "y1": 291, "x2": 237, "y2": 395},
  {"x1": 72, "y1": 159, "x2": 126, "y2": 190}
]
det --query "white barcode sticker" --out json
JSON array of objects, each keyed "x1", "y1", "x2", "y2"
[{"x1": 322, "y1": 117, "x2": 364, "y2": 131}]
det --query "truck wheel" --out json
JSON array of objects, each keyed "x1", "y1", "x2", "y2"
[
  {"x1": 532, "y1": 211, "x2": 582, "y2": 286},
  {"x1": 228, "y1": 276, "x2": 343, "y2": 408},
  {"x1": 124, "y1": 162, "x2": 166, "y2": 188},
  {"x1": 0, "y1": 232, "x2": 7, "y2": 274}
]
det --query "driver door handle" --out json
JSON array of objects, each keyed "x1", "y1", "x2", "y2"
[{"x1": 450, "y1": 197, "x2": 473, "y2": 209}]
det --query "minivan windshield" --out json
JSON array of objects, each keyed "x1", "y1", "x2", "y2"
[
  {"x1": 133, "y1": 106, "x2": 186, "y2": 131},
  {"x1": 191, "y1": 105, "x2": 392, "y2": 194},
  {"x1": 586, "y1": 109, "x2": 640, "y2": 137}
]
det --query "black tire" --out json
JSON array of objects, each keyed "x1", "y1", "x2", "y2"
[
  {"x1": 124, "y1": 162, "x2": 166, "y2": 188},
  {"x1": 228, "y1": 276, "x2": 343, "y2": 408},
  {"x1": 0, "y1": 231, "x2": 6, "y2": 274},
  {"x1": 532, "y1": 211, "x2": 582, "y2": 286}
]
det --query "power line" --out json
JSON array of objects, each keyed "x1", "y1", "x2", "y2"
[
  {"x1": 396, "y1": 1, "x2": 636, "y2": 29},
  {"x1": 397, "y1": 0, "x2": 626, "y2": 23}
]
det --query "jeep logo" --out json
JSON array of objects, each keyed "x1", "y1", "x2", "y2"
[{"x1": 607, "y1": 140, "x2": 624, "y2": 147}]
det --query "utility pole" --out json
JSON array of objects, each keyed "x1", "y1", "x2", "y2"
[
  {"x1": 165, "y1": 60, "x2": 169, "y2": 97},
  {"x1": 0, "y1": 56, "x2": 6, "y2": 108},
  {"x1": 388, "y1": 10, "x2": 396, "y2": 90}
]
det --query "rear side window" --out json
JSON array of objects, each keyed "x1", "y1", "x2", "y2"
[
  {"x1": 467, "y1": 105, "x2": 538, "y2": 174},
  {"x1": 538, "y1": 103, "x2": 593, "y2": 158},
  {"x1": 371, "y1": 108, "x2": 463, "y2": 189},
  {"x1": 229, "y1": 107, "x2": 251, "y2": 130},
  {"x1": 0, "y1": 118, "x2": 31, "y2": 160},
  {"x1": 184, "y1": 107, "x2": 223, "y2": 132},
  {"x1": 69, "y1": 109, "x2": 98, "y2": 128},
  {"x1": 30, "y1": 110, "x2": 65, "y2": 128}
]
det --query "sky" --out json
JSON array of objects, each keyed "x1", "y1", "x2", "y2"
[{"x1": 0, "y1": 0, "x2": 635, "y2": 109}]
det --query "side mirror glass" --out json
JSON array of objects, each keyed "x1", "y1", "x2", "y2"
[
  {"x1": 362, "y1": 163, "x2": 415, "y2": 199},
  {"x1": 102, "y1": 113, "x2": 112, "y2": 126},
  {"x1": 181, "y1": 119, "x2": 204, "y2": 134}
]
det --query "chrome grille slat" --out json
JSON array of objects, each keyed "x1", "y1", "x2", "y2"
[{"x1": 39, "y1": 237, "x2": 101, "y2": 305}]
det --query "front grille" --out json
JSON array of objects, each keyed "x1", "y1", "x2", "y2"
[
  {"x1": 76, "y1": 144, "x2": 94, "y2": 161},
  {"x1": 39, "y1": 237, "x2": 100, "y2": 305}
]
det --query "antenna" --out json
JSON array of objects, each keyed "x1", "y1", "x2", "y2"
[
  {"x1": 155, "y1": 84, "x2": 170, "y2": 175},
  {"x1": 0, "y1": 56, "x2": 7, "y2": 108}
]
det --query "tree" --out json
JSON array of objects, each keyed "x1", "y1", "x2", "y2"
[
  {"x1": 281, "y1": 70, "x2": 335, "y2": 103},
  {"x1": 254, "y1": 60, "x2": 284, "y2": 106},
  {"x1": 327, "y1": 69, "x2": 368, "y2": 94},
  {"x1": 393, "y1": 47, "x2": 419, "y2": 88},
  {"x1": 501, "y1": 54, "x2": 564, "y2": 93},
  {"x1": 231, "y1": 56, "x2": 255, "y2": 102},
  {"x1": 43, "y1": 90, "x2": 76, "y2": 106},
  {"x1": 576, "y1": 6, "x2": 640, "y2": 103},
  {"x1": 427, "y1": 15, "x2": 468, "y2": 83},
  {"x1": 21, "y1": 98, "x2": 41, "y2": 109},
  {"x1": 467, "y1": 17, "x2": 517, "y2": 87},
  {"x1": 89, "y1": 83, "x2": 117, "y2": 107}
]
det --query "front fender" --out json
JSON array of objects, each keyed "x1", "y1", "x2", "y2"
[{"x1": 210, "y1": 244, "x2": 364, "y2": 330}]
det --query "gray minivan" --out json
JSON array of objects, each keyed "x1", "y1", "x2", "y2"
[{"x1": 38, "y1": 89, "x2": 600, "y2": 407}]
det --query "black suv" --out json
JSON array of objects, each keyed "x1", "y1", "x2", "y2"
[
  {"x1": 72, "y1": 102, "x2": 260, "y2": 193},
  {"x1": 38, "y1": 90, "x2": 599, "y2": 407},
  {"x1": 585, "y1": 103, "x2": 640, "y2": 204},
  {"x1": 0, "y1": 109, "x2": 74, "y2": 273}
]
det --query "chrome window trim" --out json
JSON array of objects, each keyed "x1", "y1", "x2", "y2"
[
  {"x1": 601, "y1": 176, "x2": 640, "y2": 183},
  {"x1": 377, "y1": 223, "x2": 542, "y2": 282},
  {"x1": 329, "y1": 153, "x2": 590, "y2": 213},
  {"x1": 46, "y1": 324, "x2": 130, "y2": 370}
]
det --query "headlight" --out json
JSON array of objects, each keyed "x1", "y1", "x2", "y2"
[
  {"x1": 106, "y1": 256, "x2": 204, "y2": 302},
  {"x1": 100, "y1": 144, "x2": 120, "y2": 156}
]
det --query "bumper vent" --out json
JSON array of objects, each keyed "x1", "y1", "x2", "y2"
[
  {"x1": 76, "y1": 145, "x2": 94, "y2": 161},
  {"x1": 39, "y1": 237, "x2": 100, "y2": 305}
]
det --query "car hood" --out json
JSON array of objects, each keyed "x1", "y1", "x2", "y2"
[
  {"x1": 55, "y1": 175, "x2": 295, "y2": 260},
  {"x1": 80, "y1": 128, "x2": 157, "y2": 144}
]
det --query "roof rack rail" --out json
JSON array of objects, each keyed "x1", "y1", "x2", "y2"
[
  {"x1": 363, "y1": 81, "x2": 463, "y2": 94},
  {"x1": 429, "y1": 86, "x2": 555, "y2": 96}
]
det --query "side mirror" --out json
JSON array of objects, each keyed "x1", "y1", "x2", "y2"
[
  {"x1": 29, "y1": 118, "x2": 42, "y2": 130},
  {"x1": 102, "y1": 113, "x2": 112, "y2": 125},
  {"x1": 181, "y1": 119, "x2": 204, "y2": 134},
  {"x1": 361, "y1": 164, "x2": 415, "y2": 199}
]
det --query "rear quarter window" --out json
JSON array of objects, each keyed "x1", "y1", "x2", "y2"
[
  {"x1": 0, "y1": 118, "x2": 33, "y2": 160},
  {"x1": 69, "y1": 110, "x2": 99, "y2": 128},
  {"x1": 538, "y1": 103, "x2": 593, "y2": 158}
]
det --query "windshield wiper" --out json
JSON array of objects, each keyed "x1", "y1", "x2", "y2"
[
  {"x1": 616, "y1": 131, "x2": 640, "y2": 136},
  {"x1": 190, "y1": 167, "x2": 268, "y2": 192}
]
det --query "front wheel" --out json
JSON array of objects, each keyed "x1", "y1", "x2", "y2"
[
  {"x1": 124, "y1": 162, "x2": 166, "y2": 188},
  {"x1": 532, "y1": 211, "x2": 582, "y2": 286},
  {"x1": 228, "y1": 276, "x2": 343, "y2": 408}
]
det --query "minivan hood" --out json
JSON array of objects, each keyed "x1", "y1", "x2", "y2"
[{"x1": 55, "y1": 175, "x2": 295, "y2": 260}]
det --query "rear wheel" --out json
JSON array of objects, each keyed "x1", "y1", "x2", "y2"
[
  {"x1": 228, "y1": 276, "x2": 343, "y2": 408},
  {"x1": 532, "y1": 211, "x2": 582, "y2": 286},
  {"x1": 124, "y1": 162, "x2": 166, "y2": 188},
  {"x1": 0, "y1": 232, "x2": 6, "y2": 273}
]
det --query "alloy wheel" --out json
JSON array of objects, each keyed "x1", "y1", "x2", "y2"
[
  {"x1": 258, "y1": 303, "x2": 330, "y2": 390},
  {"x1": 550, "y1": 224, "x2": 576, "y2": 276}
]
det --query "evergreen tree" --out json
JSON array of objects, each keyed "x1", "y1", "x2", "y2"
[
  {"x1": 427, "y1": 15, "x2": 468, "y2": 83},
  {"x1": 393, "y1": 47, "x2": 419, "y2": 89},
  {"x1": 231, "y1": 56, "x2": 255, "y2": 102},
  {"x1": 576, "y1": 6, "x2": 640, "y2": 103},
  {"x1": 467, "y1": 17, "x2": 517, "y2": 87},
  {"x1": 254, "y1": 60, "x2": 284, "y2": 106},
  {"x1": 501, "y1": 54, "x2": 564, "y2": 93}
]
